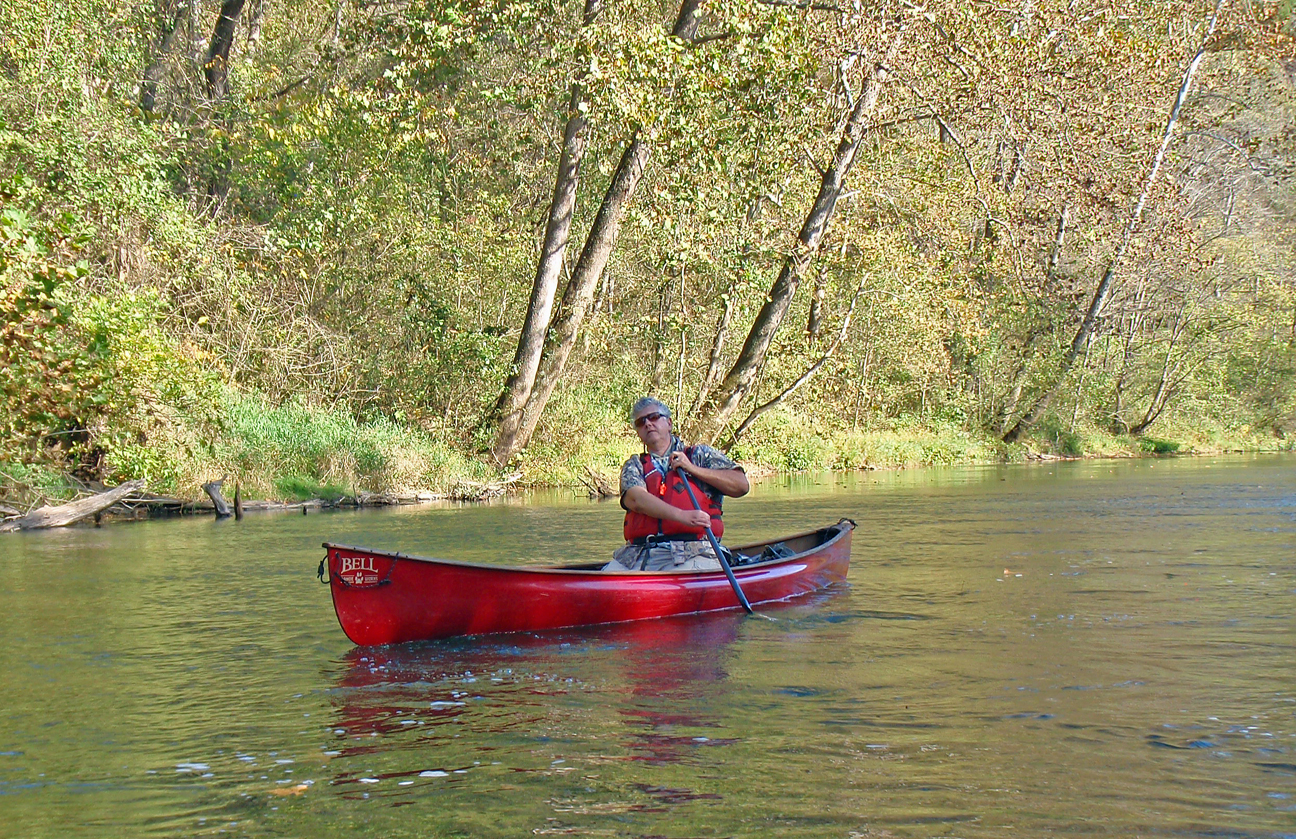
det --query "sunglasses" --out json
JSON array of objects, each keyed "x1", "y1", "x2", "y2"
[{"x1": 633, "y1": 412, "x2": 668, "y2": 429}]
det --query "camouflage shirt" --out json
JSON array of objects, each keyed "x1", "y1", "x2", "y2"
[{"x1": 619, "y1": 435, "x2": 742, "y2": 502}]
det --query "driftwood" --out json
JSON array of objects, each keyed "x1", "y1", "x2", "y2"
[
  {"x1": 0, "y1": 480, "x2": 147, "y2": 533},
  {"x1": 202, "y1": 478, "x2": 234, "y2": 518},
  {"x1": 0, "y1": 476, "x2": 543, "y2": 530},
  {"x1": 353, "y1": 490, "x2": 440, "y2": 506},
  {"x1": 578, "y1": 467, "x2": 617, "y2": 499},
  {"x1": 447, "y1": 472, "x2": 523, "y2": 502}
]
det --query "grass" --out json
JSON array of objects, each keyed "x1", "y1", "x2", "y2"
[
  {"x1": 273, "y1": 476, "x2": 350, "y2": 501},
  {"x1": 0, "y1": 461, "x2": 80, "y2": 506},
  {"x1": 1139, "y1": 437, "x2": 1182, "y2": 455},
  {"x1": 207, "y1": 393, "x2": 490, "y2": 500},
  {"x1": 729, "y1": 411, "x2": 1006, "y2": 471}
]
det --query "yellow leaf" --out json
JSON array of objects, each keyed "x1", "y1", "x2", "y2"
[{"x1": 269, "y1": 784, "x2": 310, "y2": 797}]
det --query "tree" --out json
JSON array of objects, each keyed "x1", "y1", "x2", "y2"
[
  {"x1": 998, "y1": 0, "x2": 1251, "y2": 442},
  {"x1": 488, "y1": 0, "x2": 606, "y2": 466},
  {"x1": 690, "y1": 20, "x2": 905, "y2": 444},
  {"x1": 488, "y1": 0, "x2": 704, "y2": 467}
]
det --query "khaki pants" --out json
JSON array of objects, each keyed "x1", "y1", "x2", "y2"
[{"x1": 604, "y1": 540, "x2": 721, "y2": 572}]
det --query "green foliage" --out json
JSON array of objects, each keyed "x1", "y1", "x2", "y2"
[
  {"x1": 517, "y1": 377, "x2": 646, "y2": 482},
  {"x1": 273, "y1": 476, "x2": 349, "y2": 502},
  {"x1": 0, "y1": 184, "x2": 226, "y2": 491},
  {"x1": 1027, "y1": 414, "x2": 1085, "y2": 457},
  {"x1": 837, "y1": 422, "x2": 1005, "y2": 469},
  {"x1": 0, "y1": 460, "x2": 78, "y2": 505},
  {"x1": 1139, "y1": 438, "x2": 1181, "y2": 455},
  {"x1": 723, "y1": 409, "x2": 1007, "y2": 471},
  {"x1": 0, "y1": 200, "x2": 102, "y2": 465},
  {"x1": 1055, "y1": 432, "x2": 1085, "y2": 458},
  {"x1": 1, "y1": 0, "x2": 1292, "y2": 502},
  {"x1": 725, "y1": 412, "x2": 828, "y2": 471},
  {"x1": 214, "y1": 395, "x2": 488, "y2": 498}
]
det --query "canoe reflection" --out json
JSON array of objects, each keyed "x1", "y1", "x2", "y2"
[{"x1": 327, "y1": 610, "x2": 746, "y2": 773}]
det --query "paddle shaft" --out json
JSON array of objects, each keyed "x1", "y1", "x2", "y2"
[{"x1": 675, "y1": 467, "x2": 754, "y2": 614}]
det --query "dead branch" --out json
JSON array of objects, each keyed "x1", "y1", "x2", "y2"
[
  {"x1": 725, "y1": 276, "x2": 869, "y2": 450},
  {"x1": 203, "y1": 477, "x2": 234, "y2": 518}
]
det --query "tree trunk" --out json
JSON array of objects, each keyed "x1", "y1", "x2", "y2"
[
  {"x1": 692, "y1": 28, "x2": 904, "y2": 445},
  {"x1": 998, "y1": 207, "x2": 1068, "y2": 433},
  {"x1": 806, "y1": 269, "x2": 826, "y2": 341},
  {"x1": 1047, "y1": 205, "x2": 1068, "y2": 284},
  {"x1": 488, "y1": 0, "x2": 602, "y2": 466},
  {"x1": 1128, "y1": 300, "x2": 1195, "y2": 435},
  {"x1": 187, "y1": 0, "x2": 202, "y2": 61},
  {"x1": 140, "y1": 1, "x2": 190, "y2": 112},
  {"x1": 489, "y1": 0, "x2": 704, "y2": 466},
  {"x1": 204, "y1": 0, "x2": 248, "y2": 100},
  {"x1": 202, "y1": 478, "x2": 234, "y2": 518},
  {"x1": 245, "y1": 0, "x2": 266, "y2": 51},
  {"x1": 1002, "y1": 0, "x2": 1224, "y2": 443},
  {"x1": 687, "y1": 291, "x2": 734, "y2": 420},
  {"x1": 648, "y1": 274, "x2": 672, "y2": 393},
  {"x1": 725, "y1": 275, "x2": 868, "y2": 449},
  {"x1": 508, "y1": 136, "x2": 652, "y2": 457},
  {"x1": 488, "y1": 101, "x2": 590, "y2": 462}
]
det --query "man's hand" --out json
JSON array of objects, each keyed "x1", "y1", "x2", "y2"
[
  {"x1": 667, "y1": 450, "x2": 695, "y2": 473},
  {"x1": 668, "y1": 451, "x2": 750, "y2": 498},
  {"x1": 676, "y1": 508, "x2": 714, "y2": 529}
]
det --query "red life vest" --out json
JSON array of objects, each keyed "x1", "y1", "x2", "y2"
[{"x1": 623, "y1": 450, "x2": 724, "y2": 541}]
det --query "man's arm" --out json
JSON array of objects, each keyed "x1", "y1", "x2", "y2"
[{"x1": 622, "y1": 485, "x2": 713, "y2": 529}]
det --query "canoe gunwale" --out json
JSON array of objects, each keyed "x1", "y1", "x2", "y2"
[{"x1": 322, "y1": 518, "x2": 854, "y2": 577}]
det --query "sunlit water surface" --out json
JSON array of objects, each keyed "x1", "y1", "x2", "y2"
[{"x1": 1, "y1": 455, "x2": 1293, "y2": 838}]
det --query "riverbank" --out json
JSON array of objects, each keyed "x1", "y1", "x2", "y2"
[{"x1": 2, "y1": 412, "x2": 1289, "y2": 531}]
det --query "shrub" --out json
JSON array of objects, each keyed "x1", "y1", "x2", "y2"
[
  {"x1": 212, "y1": 394, "x2": 488, "y2": 497},
  {"x1": 1055, "y1": 430, "x2": 1084, "y2": 457},
  {"x1": 1139, "y1": 437, "x2": 1181, "y2": 454},
  {"x1": 274, "y1": 476, "x2": 349, "y2": 502}
]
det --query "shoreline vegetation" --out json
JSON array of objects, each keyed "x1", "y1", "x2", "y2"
[
  {"x1": 2, "y1": 410, "x2": 1290, "y2": 531},
  {"x1": 3, "y1": 3, "x2": 1293, "y2": 530}
]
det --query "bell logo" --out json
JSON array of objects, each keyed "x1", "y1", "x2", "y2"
[
  {"x1": 340, "y1": 556, "x2": 378, "y2": 575},
  {"x1": 338, "y1": 554, "x2": 388, "y2": 586}
]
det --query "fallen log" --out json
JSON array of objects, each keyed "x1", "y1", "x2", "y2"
[
  {"x1": 0, "y1": 480, "x2": 147, "y2": 533},
  {"x1": 352, "y1": 490, "x2": 444, "y2": 506}
]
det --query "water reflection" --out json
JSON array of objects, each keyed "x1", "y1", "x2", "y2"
[{"x1": 328, "y1": 610, "x2": 747, "y2": 782}]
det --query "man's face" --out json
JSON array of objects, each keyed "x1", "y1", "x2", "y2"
[{"x1": 633, "y1": 408, "x2": 672, "y2": 450}]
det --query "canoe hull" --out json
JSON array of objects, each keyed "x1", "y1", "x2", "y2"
[{"x1": 323, "y1": 520, "x2": 854, "y2": 645}]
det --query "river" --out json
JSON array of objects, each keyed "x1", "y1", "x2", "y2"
[{"x1": 1, "y1": 454, "x2": 1293, "y2": 838}]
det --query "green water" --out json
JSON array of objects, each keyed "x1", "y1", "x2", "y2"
[{"x1": 1, "y1": 455, "x2": 1293, "y2": 837}]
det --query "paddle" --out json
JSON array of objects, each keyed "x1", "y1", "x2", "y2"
[{"x1": 675, "y1": 467, "x2": 754, "y2": 614}]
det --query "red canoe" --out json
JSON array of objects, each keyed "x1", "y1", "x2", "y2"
[{"x1": 320, "y1": 519, "x2": 855, "y2": 645}]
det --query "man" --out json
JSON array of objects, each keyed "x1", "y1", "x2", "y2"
[{"x1": 605, "y1": 396, "x2": 750, "y2": 572}]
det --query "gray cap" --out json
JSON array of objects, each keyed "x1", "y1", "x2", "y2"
[{"x1": 630, "y1": 396, "x2": 671, "y2": 422}]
